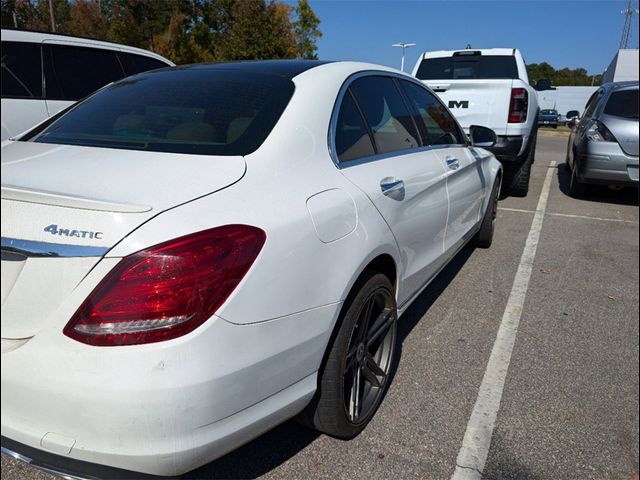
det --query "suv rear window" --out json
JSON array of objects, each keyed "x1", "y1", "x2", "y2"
[
  {"x1": 416, "y1": 55, "x2": 518, "y2": 80},
  {"x1": 25, "y1": 67, "x2": 295, "y2": 156},
  {"x1": 603, "y1": 89, "x2": 639, "y2": 119}
]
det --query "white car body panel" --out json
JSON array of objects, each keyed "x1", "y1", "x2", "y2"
[{"x1": 1, "y1": 61, "x2": 501, "y2": 476}]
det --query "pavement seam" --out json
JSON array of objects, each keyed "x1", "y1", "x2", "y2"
[{"x1": 450, "y1": 161, "x2": 557, "y2": 480}]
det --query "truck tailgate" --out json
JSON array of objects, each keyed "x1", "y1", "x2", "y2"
[{"x1": 422, "y1": 79, "x2": 513, "y2": 135}]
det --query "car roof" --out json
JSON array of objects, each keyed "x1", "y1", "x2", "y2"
[
  {"x1": 174, "y1": 60, "x2": 335, "y2": 79},
  {"x1": 1, "y1": 27, "x2": 174, "y2": 65},
  {"x1": 601, "y1": 80, "x2": 639, "y2": 91}
]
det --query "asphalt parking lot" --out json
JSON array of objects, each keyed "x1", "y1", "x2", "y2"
[{"x1": 2, "y1": 135, "x2": 638, "y2": 480}]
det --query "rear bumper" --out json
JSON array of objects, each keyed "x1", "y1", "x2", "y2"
[
  {"x1": 1, "y1": 303, "x2": 339, "y2": 476},
  {"x1": 577, "y1": 141, "x2": 639, "y2": 186},
  {"x1": 485, "y1": 135, "x2": 524, "y2": 163}
]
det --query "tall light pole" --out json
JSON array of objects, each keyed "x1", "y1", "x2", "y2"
[{"x1": 392, "y1": 42, "x2": 416, "y2": 72}]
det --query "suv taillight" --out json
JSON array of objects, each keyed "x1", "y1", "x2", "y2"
[
  {"x1": 508, "y1": 88, "x2": 528, "y2": 123},
  {"x1": 64, "y1": 225, "x2": 266, "y2": 346}
]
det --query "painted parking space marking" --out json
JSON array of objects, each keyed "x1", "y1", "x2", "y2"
[
  {"x1": 450, "y1": 161, "x2": 557, "y2": 480},
  {"x1": 499, "y1": 207, "x2": 638, "y2": 224}
]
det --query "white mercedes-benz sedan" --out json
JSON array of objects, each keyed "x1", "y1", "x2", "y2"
[{"x1": 1, "y1": 60, "x2": 501, "y2": 477}]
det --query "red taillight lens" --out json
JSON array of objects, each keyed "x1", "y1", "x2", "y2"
[
  {"x1": 64, "y1": 225, "x2": 266, "y2": 346},
  {"x1": 508, "y1": 88, "x2": 528, "y2": 123}
]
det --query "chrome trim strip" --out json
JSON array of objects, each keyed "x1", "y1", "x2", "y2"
[
  {"x1": 1, "y1": 237, "x2": 109, "y2": 258},
  {"x1": 327, "y1": 70, "x2": 469, "y2": 169}
]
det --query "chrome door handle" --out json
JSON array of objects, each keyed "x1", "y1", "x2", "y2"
[
  {"x1": 380, "y1": 178, "x2": 405, "y2": 196},
  {"x1": 446, "y1": 157, "x2": 460, "y2": 170}
]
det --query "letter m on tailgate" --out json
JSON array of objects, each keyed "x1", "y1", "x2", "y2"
[{"x1": 448, "y1": 100, "x2": 469, "y2": 109}]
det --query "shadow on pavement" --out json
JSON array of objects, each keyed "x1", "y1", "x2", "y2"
[
  {"x1": 184, "y1": 246, "x2": 476, "y2": 479},
  {"x1": 557, "y1": 163, "x2": 639, "y2": 206}
]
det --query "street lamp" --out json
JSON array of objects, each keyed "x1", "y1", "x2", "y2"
[{"x1": 392, "y1": 42, "x2": 416, "y2": 72}]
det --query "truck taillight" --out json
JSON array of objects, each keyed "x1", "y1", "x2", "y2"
[
  {"x1": 64, "y1": 225, "x2": 266, "y2": 346},
  {"x1": 508, "y1": 88, "x2": 528, "y2": 123}
]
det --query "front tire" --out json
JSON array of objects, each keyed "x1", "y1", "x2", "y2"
[{"x1": 299, "y1": 271, "x2": 397, "y2": 439}]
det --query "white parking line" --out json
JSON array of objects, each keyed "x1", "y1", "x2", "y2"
[
  {"x1": 499, "y1": 207, "x2": 638, "y2": 224},
  {"x1": 450, "y1": 161, "x2": 557, "y2": 480}
]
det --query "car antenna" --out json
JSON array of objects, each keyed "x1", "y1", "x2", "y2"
[{"x1": 466, "y1": 44, "x2": 472, "y2": 49}]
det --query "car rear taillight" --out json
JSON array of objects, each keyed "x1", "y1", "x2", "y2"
[
  {"x1": 508, "y1": 88, "x2": 528, "y2": 123},
  {"x1": 64, "y1": 225, "x2": 266, "y2": 346},
  {"x1": 586, "y1": 120, "x2": 618, "y2": 143}
]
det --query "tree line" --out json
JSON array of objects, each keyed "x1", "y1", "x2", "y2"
[
  {"x1": 1, "y1": 0, "x2": 322, "y2": 64},
  {"x1": 527, "y1": 62, "x2": 603, "y2": 89}
]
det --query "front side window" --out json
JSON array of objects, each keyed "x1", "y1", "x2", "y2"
[
  {"x1": 603, "y1": 89, "x2": 639, "y2": 119},
  {"x1": 349, "y1": 76, "x2": 420, "y2": 155},
  {"x1": 399, "y1": 80, "x2": 464, "y2": 146},
  {"x1": 334, "y1": 90, "x2": 375, "y2": 162},
  {"x1": 1, "y1": 41, "x2": 43, "y2": 98},
  {"x1": 25, "y1": 67, "x2": 295, "y2": 156},
  {"x1": 44, "y1": 44, "x2": 125, "y2": 101}
]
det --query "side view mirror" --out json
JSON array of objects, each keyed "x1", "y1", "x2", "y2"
[{"x1": 469, "y1": 125, "x2": 497, "y2": 147}]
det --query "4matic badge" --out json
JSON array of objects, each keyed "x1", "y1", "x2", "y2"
[{"x1": 44, "y1": 224, "x2": 103, "y2": 240}]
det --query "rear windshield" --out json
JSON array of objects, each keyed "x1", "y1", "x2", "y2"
[
  {"x1": 603, "y1": 89, "x2": 639, "y2": 119},
  {"x1": 24, "y1": 67, "x2": 295, "y2": 156},
  {"x1": 416, "y1": 55, "x2": 518, "y2": 80}
]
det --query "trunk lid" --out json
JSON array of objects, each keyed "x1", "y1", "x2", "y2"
[
  {"x1": 421, "y1": 79, "x2": 513, "y2": 135},
  {"x1": 1, "y1": 141, "x2": 246, "y2": 339},
  {"x1": 600, "y1": 114, "x2": 639, "y2": 157}
]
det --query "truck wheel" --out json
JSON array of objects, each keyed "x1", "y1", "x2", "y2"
[{"x1": 502, "y1": 131, "x2": 536, "y2": 198}]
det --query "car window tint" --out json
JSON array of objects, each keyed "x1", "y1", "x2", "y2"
[
  {"x1": 26, "y1": 68, "x2": 295, "y2": 156},
  {"x1": 119, "y1": 52, "x2": 170, "y2": 76},
  {"x1": 583, "y1": 90, "x2": 603, "y2": 118},
  {"x1": 603, "y1": 89, "x2": 639, "y2": 119},
  {"x1": 350, "y1": 76, "x2": 419, "y2": 155},
  {"x1": 399, "y1": 80, "x2": 464, "y2": 146},
  {"x1": 1, "y1": 41, "x2": 43, "y2": 98},
  {"x1": 43, "y1": 44, "x2": 125, "y2": 101},
  {"x1": 416, "y1": 55, "x2": 518, "y2": 80},
  {"x1": 335, "y1": 90, "x2": 375, "y2": 162}
]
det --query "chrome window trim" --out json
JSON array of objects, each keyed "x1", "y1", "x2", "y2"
[
  {"x1": 1, "y1": 237, "x2": 109, "y2": 258},
  {"x1": 328, "y1": 70, "x2": 468, "y2": 169}
]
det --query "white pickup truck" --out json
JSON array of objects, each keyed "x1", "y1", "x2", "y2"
[{"x1": 412, "y1": 48, "x2": 539, "y2": 196}]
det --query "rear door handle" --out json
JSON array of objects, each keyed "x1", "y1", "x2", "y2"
[
  {"x1": 446, "y1": 157, "x2": 460, "y2": 170},
  {"x1": 380, "y1": 178, "x2": 405, "y2": 196}
]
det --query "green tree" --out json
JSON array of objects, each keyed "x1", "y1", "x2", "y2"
[{"x1": 293, "y1": 0, "x2": 321, "y2": 59}]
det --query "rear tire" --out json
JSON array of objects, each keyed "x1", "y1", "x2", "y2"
[
  {"x1": 474, "y1": 175, "x2": 501, "y2": 248},
  {"x1": 569, "y1": 163, "x2": 587, "y2": 197},
  {"x1": 298, "y1": 271, "x2": 397, "y2": 439},
  {"x1": 503, "y1": 130, "x2": 536, "y2": 198}
]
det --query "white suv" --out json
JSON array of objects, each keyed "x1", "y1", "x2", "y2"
[
  {"x1": 1, "y1": 28, "x2": 174, "y2": 141},
  {"x1": 413, "y1": 48, "x2": 539, "y2": 196}
]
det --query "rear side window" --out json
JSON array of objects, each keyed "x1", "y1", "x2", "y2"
[
  {"x1": 399, "y1": 80, "x2": 465, "y2": 146},
  {"x1": 416, "y1": 55, "x2": 518, "y2": 80},
  {"x1": 26, "y1": 68, "x2": 295, "y2": 156},
  {"x1": 335, "y1": 91, "x2": 375, "y2": 162},
  {"x1": 603, "y1": 89, "x2": 639, "y2": 119},
  {"x1": 583, "y1": 90, "x2": 603, "y2": 119},
  {"x1": 1, "y1": 41, "x2": 43, "y2": 98},
  {"x1": 349, "y1": 76, "x2": 420, "y2": 155},
  {"x1": 43, "y1": 44, "x2": 125, "y2": 101},
  {"x1": 119, "y1": 52, "x2": 170, "y2": 76}
]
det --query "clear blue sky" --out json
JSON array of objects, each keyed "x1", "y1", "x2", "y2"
[{"x1": 302, "y1": 0, "x2": 639, "y2": 75}]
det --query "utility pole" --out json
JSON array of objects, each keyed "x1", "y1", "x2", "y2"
[
  {"x1": 620, "y1": 0, "x2": 639, "y2": 49},
  {"x1": 392, "y1": 43, "x2": 416, "y2": 72},
  {"x1": 48, "y1": 0, "x2": 56, "y2": 32}
]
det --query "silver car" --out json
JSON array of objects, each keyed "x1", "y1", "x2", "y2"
[{"x1": 565, "y1": 81, "x2": 639, "y2": 196}]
